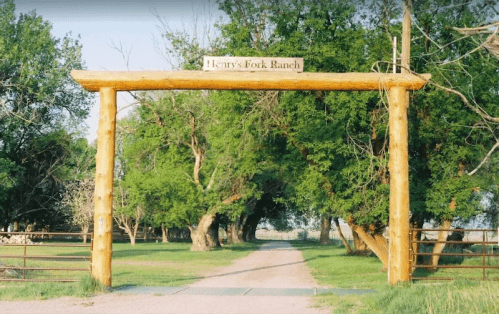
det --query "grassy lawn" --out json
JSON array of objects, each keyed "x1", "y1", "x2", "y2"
[
  {"x1": 0, "y1": 240, "x2": 258, "y2": 300},
  {"x1": 292, "y1": 240, "x2": 499, "y2": 314},
  {"x1": 111, "y1": 241, "x2": 258, "y2": 287}
]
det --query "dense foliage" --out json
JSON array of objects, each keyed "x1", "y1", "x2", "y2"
[
  {"x1": 2, "y1": 0, "x2": 499, "y2": 260},
  {"x1": 0, "y1": 0, "x2": 92, "y2": 229}
]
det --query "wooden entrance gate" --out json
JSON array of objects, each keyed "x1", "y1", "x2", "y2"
[
  {"x1": 71, "y1": 0, "x2": 425, "y2": 288},
  {"x1": 71, "y1": 70, "x2": 430, "y2": 287}
]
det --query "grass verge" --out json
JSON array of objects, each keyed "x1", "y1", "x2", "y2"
[{"x1": 292, "y1": 240, "x2": 499, "y2": 314}]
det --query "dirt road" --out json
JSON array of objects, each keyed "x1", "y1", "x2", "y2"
[
  {"x1": 0, "y1": 241, "x2": 330, "y2": 314},
  {"x1": 191, "y1": 241, "x2": 320, "y2": 288}
]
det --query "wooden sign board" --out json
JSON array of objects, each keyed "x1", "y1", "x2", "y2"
[{"x1": 203, "y1": 56, "x2": 303, "y2": 72}]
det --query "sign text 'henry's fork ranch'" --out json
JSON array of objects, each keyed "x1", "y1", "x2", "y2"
[{"x1": 203, "y1": 56, "x2": 303, "y2": 72}]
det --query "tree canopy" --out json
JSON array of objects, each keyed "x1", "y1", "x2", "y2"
[
  {"x1": 3, "y1": 0, "x2": 499, "y2": 264},
  {"x1": 0, "y1": 0, "x2": 92, "y2": 228}
]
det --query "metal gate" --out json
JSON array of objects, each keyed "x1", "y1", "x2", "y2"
[
  {"x1": 409, "y1": 228, "x2": 499, "y2": 281},
  {"x1": 0, "y1": 232, "x2": 92, "y2": 282}
]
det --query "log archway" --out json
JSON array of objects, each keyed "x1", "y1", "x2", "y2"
[{"x1": 71, "y1": 69, "x2": 430, "y2": 286}]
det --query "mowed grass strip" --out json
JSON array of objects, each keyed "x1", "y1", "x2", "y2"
[
  {"x1": 292, "y1": 240, "x2": 499, "y2": 314},
  {"x1": 0, "y1": 241, "x2": 258, "y2": 300},
  {"x1": 111, "y1": 241, "x2": 258, "y2": 287}
]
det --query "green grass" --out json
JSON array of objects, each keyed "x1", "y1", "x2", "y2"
[
  {"x1": 291, "y1": 241, "x2": 387, "y2": 289},
  {"x1": 291, "y1": 240, "x2": 499, "y2": 314},
  {"x1": 0, "y1": 240, "x2": 258, "y2": 300},
  {"x1": 0, "y1": 275, "x2": 105, "y2": 300},
  {"x1": 111, "y1": 241, "x2": 258, "y2": 287}
]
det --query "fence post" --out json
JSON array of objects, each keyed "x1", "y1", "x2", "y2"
[{"x1": 482, "y1": 230, "x2": 486, "y2": 281}]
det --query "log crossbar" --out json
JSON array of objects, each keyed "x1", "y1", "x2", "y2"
[
  {"x1": 71, "y1": 70, "x2": 430, "y2": 92},
  {"x1": 70, "y1": 69, "x2": 430, "y2": 287}
]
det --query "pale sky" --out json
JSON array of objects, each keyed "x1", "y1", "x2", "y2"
[{"x1": 14, "y1": 0, "x2": 224, "y2": 142}]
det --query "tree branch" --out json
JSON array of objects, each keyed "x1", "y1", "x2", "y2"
[{"x1": 468, "y1": 140, "x2": 499, "y2": 176}]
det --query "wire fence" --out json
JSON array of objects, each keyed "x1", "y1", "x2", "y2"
[{"x1": 0, "y1": 232, "x2": 92, "y2": 282}]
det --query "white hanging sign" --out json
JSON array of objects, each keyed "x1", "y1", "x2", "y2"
[{"x1": 203, "y1": 56, "x2": 303, "y2": 72}]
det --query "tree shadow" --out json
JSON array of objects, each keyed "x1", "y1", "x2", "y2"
[{"x1": 164, "y1": 255, "x2": 327, "y2": 285}]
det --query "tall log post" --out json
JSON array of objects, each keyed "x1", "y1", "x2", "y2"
[
  {"x1": 388, "y1": 86, "x2": 410, "y2": 284},
  {"x1": 401, "y1": 0, "x2": 412, "y2": 75},
  {"x1": 92, "y1": 87, "x2": 117, "y2": 287}
]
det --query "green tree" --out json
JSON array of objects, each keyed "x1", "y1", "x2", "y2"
[
  {"x1": 58, "y1": 138, "x2": 96, "y2": 242},
  {"x1": 0, "y1": 0, "x2": 92, "y2": 228}
]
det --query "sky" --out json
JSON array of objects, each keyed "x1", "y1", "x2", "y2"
[{"x1": 14, "y1": 0, "x2": 225, "y2": 142}]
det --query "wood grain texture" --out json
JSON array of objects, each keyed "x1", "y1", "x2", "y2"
[
  {"x1": 92, "y1": 87, "x2": 116, "y2": 287},
  {"x1": 388, "y1": 86, "x2": 411, "y2": 284},
  {"x1": 71, "y1": 70, "x2": 430, "y2": 92},
  {"x1": 401, "y1": 0, "x2": 412, "y2": 74}
]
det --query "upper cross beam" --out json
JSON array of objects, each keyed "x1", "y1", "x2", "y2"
[{"x1": 71, "y1": 70, "x2": 431, "y2": 92}]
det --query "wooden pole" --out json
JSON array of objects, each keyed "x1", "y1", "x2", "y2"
[
  {"x1": 388, "y1": 86, "x2": 410, "y2": 284},
  {"x1": 393, "y1": 36, "x2": 397, "y2": 73},
  {"x1": 92, "y1": 87, "x2": 117, "y2": 287},
  {"x1": 387, "y1": 0, "x2": 412, "y2": 285},
  {"x1": 71, "y1": 70, "x2": 430, "y2": 92},
  {"x1": 401, "y1": 0, "x2": 412, "y2": 74}
]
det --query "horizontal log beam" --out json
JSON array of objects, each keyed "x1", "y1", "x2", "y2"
[{"x1": 71, "y1": 70, "x2": 430, "y2": 92}]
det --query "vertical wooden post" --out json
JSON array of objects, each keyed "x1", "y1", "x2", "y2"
[
  {"x1": 388, "y1": 86, "x2": 410, "y2": 284},
  {"x1": 92, "y1": 87, "x2": 117, "y2": 287},
  {"x1": 401, "y1": 0, "x2": 412, "y2": 74}
]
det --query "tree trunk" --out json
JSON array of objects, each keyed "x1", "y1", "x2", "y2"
[
  {"x1": 428, "y1": 219, "x2": 452, "y2": 269},
  {"x1": 352, "y1": 229, "x2": 369, "y2": 252},
  {"x1": 189, "y1": 214, "x2": 216, "y2": 251},
  {"x1": 226, "y1": 222, "x2": 243, "y2": 244},
  {"x1": 13, "y1": 221, "x2": 19, "y2": 232},
  {"x1": 333, "y1": 218, "x2": 352, "y2": 253},
  {"x1": 143, "y1": 225, "x2": 149, "y2": 241},
  {"x1": 242, "y1": 214, "x2": 260, "y2": 242},
  {"x1": 207, "y1": 216, "x2": 221, "y2": 248},
  {"x1": 161, "y1": 224, "x2": 169, "y2": 243},
  {"x1": 348, "y1": 219, "x2": 389, "y2": 271},
  {"x1": 127, "y1": 218, "x2": 140, "y2": 246},
  {"x1": 249, "y1": 221, "x2": 258, "y2": 240},
  {"x1": 226, "y1": 213, "x2": 248, "y2": 244},
  {"x1": 82, "y1": 224, "x2": 89, "y2": 244},
  {"x1": 237, "y1": 214, "x2": 248, "y2": 242},
  {"x1": 319, "y1": 216, "x2": 332, "y2": 245},
  {"x1": 226, "y1": 224, "x2": 233, "y2": 244}
]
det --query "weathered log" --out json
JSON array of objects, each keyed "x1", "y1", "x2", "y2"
[
  {"x1": 92, "y1": 87, "x2": 116, "y2": 287},
  {"x1": 388, "y1": 86, "x2": 411, "y2": 284},
  {"x1": 71, "y1": 70, "x2": 431, "y2": 92}
]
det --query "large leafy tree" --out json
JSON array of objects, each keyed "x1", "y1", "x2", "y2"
[
  {"x1": 404, "y1": 0, "x2": 499, "y2": 266},
  {"x1": 116, "y1": 88, "x2": 270, "y2": 250},
  {"x1": 0, "y1": 0, "x2": 92, "y2": 228},
  {"x1": 215, "y1": 0, "x2": 394, "y2": 266},
  {"x1": 214, "y1": 0, "x2": 499, "y2": 269}
]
